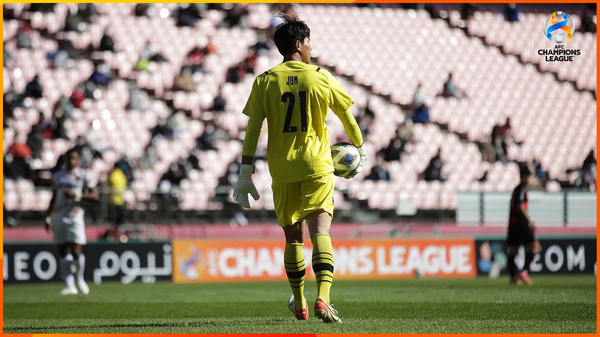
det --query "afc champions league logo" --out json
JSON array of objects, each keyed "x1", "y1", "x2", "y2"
[
  {"x1": 179, "y1": 246, "x2": 204, "y2": 280},
  {"x1": 543, "y1": 11, "x2": 574, "y2": 43},
  {"x1": 538, "y1": 11, "x2": 580, "y2": 62}
]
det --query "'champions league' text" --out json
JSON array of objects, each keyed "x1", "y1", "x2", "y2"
[{"x1": 538, "y1": 44, "x2": 581, "y2": 62}]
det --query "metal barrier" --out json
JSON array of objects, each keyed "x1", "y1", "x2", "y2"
[
  {"x1": 457, "y1": 191, "x2": 597, "y2": 225},
  {"x1": 5, "y1": 187, "x2": 595, "y2": 227}
]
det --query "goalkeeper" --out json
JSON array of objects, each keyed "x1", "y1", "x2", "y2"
[{"x1": 233, "y1": 13, "x2": 366, "y2": 323}]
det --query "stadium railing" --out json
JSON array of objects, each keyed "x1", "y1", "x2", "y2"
[{"x1": 4, "y1": 186, "x2": 596, "y2": 228}]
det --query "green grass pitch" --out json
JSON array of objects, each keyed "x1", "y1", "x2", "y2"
[{"x1": 3, "y1": 275, "x2": 596, "y2": 334}]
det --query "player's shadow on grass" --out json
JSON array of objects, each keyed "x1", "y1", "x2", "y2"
[{"x1": 4, "y1": 319, "x2": 290, "y2": 333}]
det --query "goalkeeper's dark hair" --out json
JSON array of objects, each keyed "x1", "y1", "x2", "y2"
[{"x1": 273, "y1": 13, "x2": 310, "y2": 56}]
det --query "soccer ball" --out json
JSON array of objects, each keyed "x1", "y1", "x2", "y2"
[{"x1": 331, "y1": 142, "x2": 360, "y2": 178}]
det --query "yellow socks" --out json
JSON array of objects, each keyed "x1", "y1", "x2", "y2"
[
  {"x1": 312, "y1": 234, "x2": 334, "y2": 304},
  {"x1": 284, "y1": 242, "x2": 307, "y2": 310}
]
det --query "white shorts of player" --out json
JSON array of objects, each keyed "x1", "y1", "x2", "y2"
[{"x1": 52, "y1": 210, "x2": 87, "y2": 245}]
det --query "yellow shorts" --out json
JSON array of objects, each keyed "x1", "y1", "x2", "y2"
[{"x1": 272, "y1": 174, "x2": 335, "y2": 227}]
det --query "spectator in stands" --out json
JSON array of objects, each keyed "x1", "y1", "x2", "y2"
[
  {"x1": 49, "y1": 110, "x2": 70, "y2": 141},
  {"x1": 167, "y1": 113, "x2": 184, "y2": 140},
  {"x1": 90, "y1": 63, "x2": 110, "y2": 87},
  {"x1": 116, "y1": 155, "x2": 135, "y2": 186},
  {"x1": 99, "y1": 29, "x2": 116, "y2": 52},
  {"x1": 243, "y1": 47, "x2": 259, "y2": 74},
  {"x1": 3, "y1": 86, "x2": 23, "y2": 121},
  {"x1": 25, "y1": 75, "x2": 43, "y2": 99},
  {"x1": 401, "y1": 3, "x2": 423, "y2": 10},
  {"x1": 57, "y1": 38, "x2": 82, "y2": 60},
  {"x1": 491, "y1": 118, "x2": 512, "y2": 162},
  {"x1": 461, "y1": 3, "x2": 478, "y2": 22},
  {"x1": 27, "y1": 112, "x2": 50, "y2": 159},
  {"x1": 204, "y1": 38, "x2": 218, "y2": 55},
  {"x1": 580, "y1": 9, "x2": 597, "y2": 33},
  {"x1": 155, "y1": 177, "x2": 179, "y2": 216},
  {"x1": 136, "y1": 55, "x2": 149, "y2": 72},
  {"x1": 186, "y1": 46, "x2": 207, "y2": 74},
  {"x1": 16, "y1": 22, "x2": 32, "y2": 49},
  {"x1": 138, "y1": 142, "x2": 159, "y2": 170},
  {"x1": 196, "y1": 123, "x2": 217, "y2": 150},
  {"x1": 76, "y1": 3, "x2": 99, "y2": 23},
  {"x1": 161, "y1": 162, "x2": 187, "y2": 187},
  {"x1": 151, "y1": 117, "x2": 175, "y2": 141},
  {"x1": 140, "y1": 41, "x2": 167, "y2": 63},
  {"x1": 503, "y1": 3, "x2": 522, "y2": 23},
  {"x1": 211, "y1": 86, "x2": 227, "y2": 112},
  {"x1": 440, "y1": 72, "x2": 467, "y2": 99},
  {"x1": 126, "y1": 80, "x2": 147, "y2": 110},
  {"x1": 213, "y1": 120, "x2": 231, "y2": 143},
  {"x1": 363, "y1": 100, "x2": 376, "y2": 120},
  {"x1": 47, "y1": 48, "x2": 69, "y2": 69},
  {"x1": 29, "y1": 3, "x2": 55, "y2": 13},
  {"x1": 581, "y1": 150, "x2": 596, "y2": 189},
  {"x1": 70, "y1": 85, "x2": 86, "y2": 109},
  {"x1": 422, "y1": 149, "x2": 445, "y2": 182},
  {"x1": 27, "y1": 112, "x2": 48, "y2": 159},
  {"x1": 225, "y1": 62, "x2": 245, "y2": 84},
  {"x1": 412, "y1": 105, "x2": 430, "y2": 125},
  {"x1": 355, "y1": 102, "x2": 375, "y2": 137},
  {"x1": 83, "y1": 78, "x2": 101, "y2": 100},
  {"x1": 186, "y1": 148, "x2": 203, "y2": 171},
  {"x1": 532, "y1": 159, "x2": 548, "y2": 188},
  {"x1": 4, "y1": 5, "x2": 17, "y2": 20},
  {"x1": 6, "y1": 135, "x2": 33, "y2": 180},
  {"x1": 107, "y1": 162, "x2": 127, "y2": 228},
  {"x1": 3, "y1": 43, "x2": 15, "y2": 69},
  {"x1": 54, "y1": 95, "x2": 75, "y2": 119},
  {"x1": 398, "y1": 119, "x2": 415, "y2": 143},
  {"x1": 365, "y1": 154, "x2": 391, "y2": 181},
  {"x1": 379, "y1": 125, "x2": 409, "y2": 162},
  {"x1": 176, "y1": 4, "x2": 203, "y2": 27},
  {"x1": 134, "y1": 3, "x2": 149, "y2": 17},
  {"x1": 253, "y1": 30, "x2": 271, "y2": 55},
  {"x1": 220, "y1": 4, "x2": 249, "y2": 28},
  {"x1": 476, "y1": 167, "x2": 488, "y2": 182},
  {"x1": 64, "y1": 8, "x2": 82, "y2": 32},
  {"x1": 174, "y1": 67, "x2": 194, "y2": 92},
  {"x1": 524, "y1": 161, "x2": 543, "y2": 189},
  {"x1": 412, "y1": 83, "x2": 428, "y2": 111},
  {"x1": 31, "y1": 111, "x2": 50, "y2": 138},
  {"x1": 480, "y1": 138, "x2": 496, "y2": 162}
]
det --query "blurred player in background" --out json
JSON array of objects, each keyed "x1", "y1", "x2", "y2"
[
  {"x1": 506, "y1": 167, "x2": 539, "y2": 285},
  {"x1": 233, "y1": 13, "x2": 367, "y2": 323},
  {"x1": 45, "y1": 149, "x2": 99, "y2": 295}
]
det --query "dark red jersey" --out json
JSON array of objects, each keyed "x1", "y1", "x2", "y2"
[{"x1": 509, "y1": 184, "x2": 528, "y2": 225}]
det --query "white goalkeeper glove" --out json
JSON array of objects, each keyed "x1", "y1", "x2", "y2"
[
  {"x1": 233, "y1": 164, "x2": 260, "y2": 208},
  {"x1": 348, "y1": 144, "x2": 368, "y2": 179}
]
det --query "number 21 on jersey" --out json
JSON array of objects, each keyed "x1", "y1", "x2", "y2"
[{"x1": 281, "y1": 91, "x2": 307, "y2": 133}]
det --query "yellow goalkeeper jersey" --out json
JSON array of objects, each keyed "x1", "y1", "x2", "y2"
[{"x1": 242, "y1": 61, "x2": 356, "y2": 183}]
